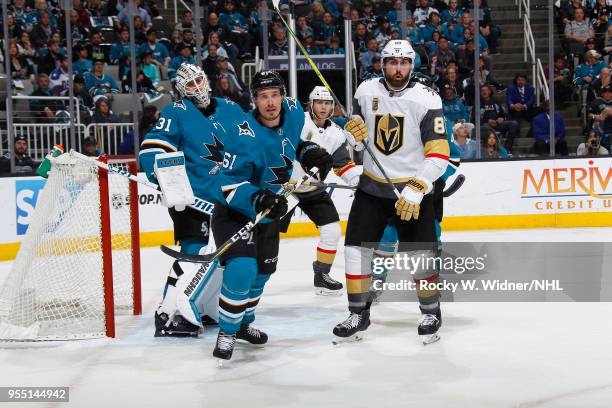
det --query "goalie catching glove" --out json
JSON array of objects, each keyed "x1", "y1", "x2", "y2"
[
  {"x1": 344, "y1": 116, "x2": 368, "y2": 151},
  {"x1": 252, "y1": 189, "x2": 289, "y2": 219},
  {"x1": 154, "y1": 151, "x2": 196, "y2": 211},
  {"x1": 297, "y1": 141, "x2": 333, "y2": 181},
  {"x1": 395, "y1": 177, "x2": 432, "y2": 221}
]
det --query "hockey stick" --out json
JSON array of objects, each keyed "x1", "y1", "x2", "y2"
[
  {"x1": 160, "y1": 167, "x2": 320, "y2": 263},
  {"x1": 443, "y1": 174, "x2": 465, "y2": 198},
  {"x1": 271, "y1": 0, "x2": 402, "y2": 198},
  {"x1": 302, "y1": 181, "x2": 357, "y2": 190},
  {"x1": 71, "y1": 150, "x2": 215, "y2": 215}
]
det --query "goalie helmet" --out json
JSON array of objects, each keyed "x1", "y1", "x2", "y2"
[
  {"x1": 250, "y1": 70, "x2": 286, "y2": 100},
  {"x1": 174, "y1": 63, "x2": 211, "y2": 108},
  {"x1": 308, "y1": 86, "x2": 334, "y2": 121},
  {"x1": 381, "y1": 40, "x2": 416, "y2": 92}
]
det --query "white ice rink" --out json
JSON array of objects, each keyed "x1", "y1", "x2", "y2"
[{"x1": 1, "y1": 227, "x2": 612, "y2": 408}]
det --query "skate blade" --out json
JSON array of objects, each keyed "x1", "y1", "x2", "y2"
[
  {"x1": 332, "y1": 332, "x2": 366, "y2": 346},
  {"x1": 315, "y1": 287, "x2": 343, "y2": 296},
  {"x1": 421, "y1": 333, "x2": 440, "y2": 345}
]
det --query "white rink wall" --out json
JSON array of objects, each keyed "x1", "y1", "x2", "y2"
[{"x1": 0, "y1": 157, "x2": 610, "y2": 260}]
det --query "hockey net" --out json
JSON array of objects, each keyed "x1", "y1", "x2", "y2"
[{"x1": 0, "y1": 153, "x2": 141, "y2": 341}]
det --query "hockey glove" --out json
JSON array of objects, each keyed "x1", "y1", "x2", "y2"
[
  {"x1": 297, "y1": 141, "x2": 333, "y2": 180},
  {"x1": 344, "y1": 116, "x2": 368, "y2": 151},
  {"x1": 395, "y1": 178, "x2": 431, "y2": 221},
  {"x1": 252, "y1": 189, "x2": 289, "y2": 219}
]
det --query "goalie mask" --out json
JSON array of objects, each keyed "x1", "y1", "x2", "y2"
[
  {"x1": 308, "y1": 86, "x2": 335, "y2": 121},
  {"x1": 381, "y1": 40, "x2": 416, "y2": 92},
  {"x1": 175, "y1": 63, "x2": 211, "y2": 108}
]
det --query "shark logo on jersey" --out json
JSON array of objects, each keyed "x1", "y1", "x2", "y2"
[
  {"x1": 238, "y1": 121, "x2": 255, "y2": 137},
  {"x1": 173, "y1": 100, "x2": 187, "y2": 110},
  {"x1": 286, "y1": 97, "x2": 298, "y2": 110},
  {"x1": 374, "y1": 113, "x2": 404, "y2": 155},
  {"x1": 267, "y1": 154, "x2": 293, "y2": 185},
  {"x1": 201, "y1": 134, "x2": 225, "y2": 164}
]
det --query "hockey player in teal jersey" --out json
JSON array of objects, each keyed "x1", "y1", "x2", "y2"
[
  {"x1": 211, "y1": 70, "x2": 333, "y2": 361},
  {"x1": 139, "y1": 63, "x2": 247, "y2": 337}
]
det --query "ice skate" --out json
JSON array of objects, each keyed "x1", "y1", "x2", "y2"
[
  {"x1": 154, "y1": 311, "x2": 200, "y2": 338},
  {"x1": 313, "y1": 261, "x2": 343, "y2": 296},
  {"x1": 213, "y1": 331, "x2": 236, "y2": 366},
  {"x1": 236, "y1": 324, "x2": 268, "y2": 345},
  {"x1": 332, "y1": 309, "x2": 370, "y2": 345},
  {"x1": 418, "y1": 310, "x2": 442, "y2": 345}
]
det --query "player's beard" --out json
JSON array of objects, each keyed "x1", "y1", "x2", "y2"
[{"x1": 384, "y1": 70, "x2": 411, "y2": 91}]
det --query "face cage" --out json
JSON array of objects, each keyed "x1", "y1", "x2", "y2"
[
  {"x1": 182, "y1": 73, "x2": 211, "y2": 107},
  {"x1": 310, "y1": 99, "x2": 335, "y2": 121}
]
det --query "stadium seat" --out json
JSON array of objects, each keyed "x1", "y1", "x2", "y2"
[
  {"x1": 111, "y1": 93, "x2": 142, "y2": 118},
  {"x1": 144, "y1": 93, "x2": 172, "y2": 111},
  {"x1": 107, "y1": 65, "x2": 120, "y2": 84}
]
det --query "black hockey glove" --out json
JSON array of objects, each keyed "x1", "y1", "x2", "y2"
[
  {"x1": 297, "y1": 141, "x2": 333, "y2": 180},
  {"x1": 252, "y1": 189, "x2": 289, "y2": 219}
]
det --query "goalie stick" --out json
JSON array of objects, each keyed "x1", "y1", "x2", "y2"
[
  {"x1": 71, "y1": 150, "x2": 215, "y2": 215},
  {"x1": 270, "y1": 0, "x2": 402, "y2": 199},
  {"x1": 160, "y1": 167, "x2": 320, "y2": 264}
]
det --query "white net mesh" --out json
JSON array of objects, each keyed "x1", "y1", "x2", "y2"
[{"x1": 0, "y1": 153, "x2": 138, "y2": 340}]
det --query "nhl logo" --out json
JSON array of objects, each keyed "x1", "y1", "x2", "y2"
[
  {"x1": 372, "y1": 97, "x2": 379, "y2": 112},
  {"x1": 111, "y1": 193, "x2": 124, "y2": 210}
]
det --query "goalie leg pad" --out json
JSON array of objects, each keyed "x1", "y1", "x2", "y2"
[{"x1": 175, "y1": 259, "x2": 223, "y2": 327}]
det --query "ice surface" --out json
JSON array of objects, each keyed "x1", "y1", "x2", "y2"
[{"x1": 1, "y1": 228, "x2": 611, "y2": 408}]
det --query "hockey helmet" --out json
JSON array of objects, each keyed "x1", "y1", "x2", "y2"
[
  {"x1": 174, "y1": 63, "x2": 211, "y2": 108},
  {"x1": 250, "y1": 70, "x2": 286, "y2": 100},
  {"x1": 308, "y1": 86, "x2": 335, "y2": 121},
  {"x1": 381, "y1": 39, "x2": 415, "y2": 91},
  {"x1": 381, "y1": 39, "x2": 416, "y2": 65}
]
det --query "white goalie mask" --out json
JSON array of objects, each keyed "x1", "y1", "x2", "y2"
[
  {"x1": 175, "y1": 63, "x2": 211, "y2": 108},
  {"x1": 308, "y1": 86, "x2": 335, "y2": 121},
  {"x1": 381, "y1": 40, "x2": 416, "y2": 91}
]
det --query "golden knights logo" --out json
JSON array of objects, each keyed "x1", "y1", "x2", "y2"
[{"x1": 374, "y1": 113, "x2": 404, "y2": 155}]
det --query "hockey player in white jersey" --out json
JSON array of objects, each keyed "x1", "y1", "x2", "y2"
[
  {"x1": 280, "y1": 86, "x2": 362, "y2": 295},
  {"x1": 333, "y1": 40, "x2": 450, "y2": 344}
]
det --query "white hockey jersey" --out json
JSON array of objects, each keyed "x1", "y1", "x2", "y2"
[
  {"x1": 291, "y1": 112, "x2": 361, "y2": 194},
  {"x1": 353, "y1": 78, "x2": 450, "y2": 198}
]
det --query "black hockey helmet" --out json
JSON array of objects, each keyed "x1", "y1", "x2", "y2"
[{"x1": 250, "y1": 70, "x2": 286, "y2": 100}]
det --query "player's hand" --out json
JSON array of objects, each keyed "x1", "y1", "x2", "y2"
[
  {"x1": 344, "y1": 116, "x2": 368, "y2": 149},
  {"x1": 297, "y1": 141, "x2": 333, "y2": 180},
  {"x1": 252, "y1": 189, "x2": 288, "y2": 219},
  {"x1": 395, "y1": 178, "x2": 431, "y2": 221}
]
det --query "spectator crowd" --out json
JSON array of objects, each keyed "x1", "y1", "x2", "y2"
[{"x1": 1, "y1": 0, "x2": 610, "y2": 174}]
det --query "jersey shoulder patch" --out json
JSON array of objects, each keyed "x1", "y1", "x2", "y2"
[
  {"x1": 172, "y1": 99, "x2": 187, "y2": 111},
  {"x1": 237, "y1": 120, "x2": 256, "y2": 138}
]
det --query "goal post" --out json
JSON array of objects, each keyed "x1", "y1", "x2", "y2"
[{"x1": 0, "y1": 152, "x2": 142, "y2": 341}]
